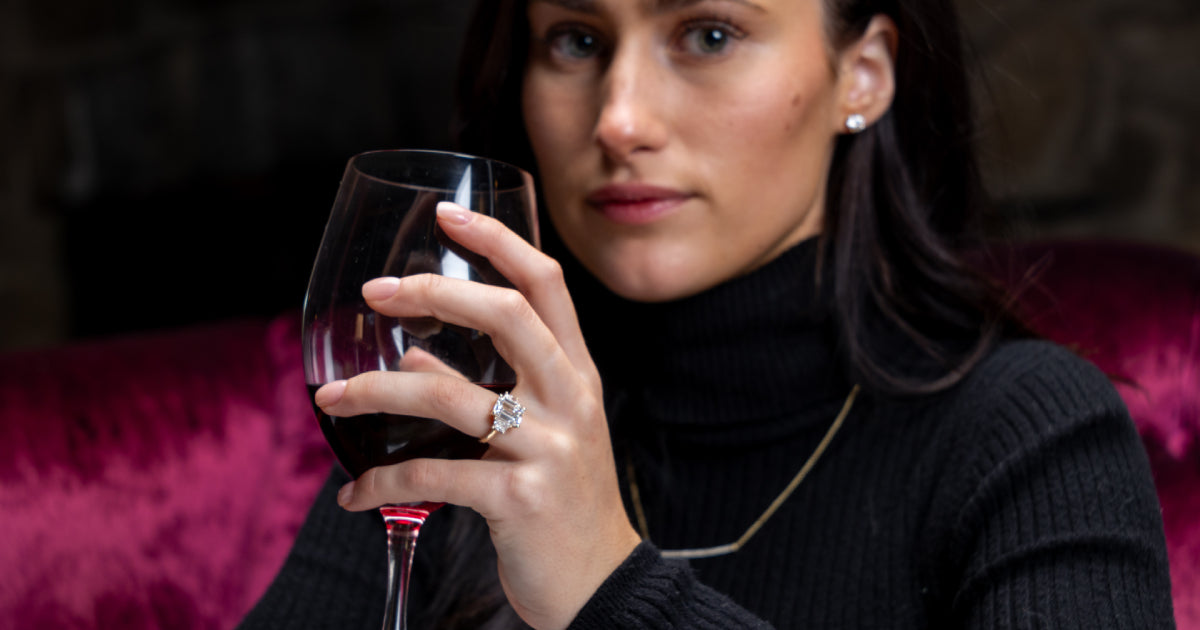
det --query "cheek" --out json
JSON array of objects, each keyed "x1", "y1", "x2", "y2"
[
  {"x1": 693, "y1": 78, "x2": 833, "y2": 189},
  {"x1": 521, "y1": 82, "x2": 585, "y2": 244},
  {"x1": 521, "y1": 80, "x2": 555, "y2": 164},
  {"x1": 783, "y1": 93, "x2": 806, "y2": 133},
  {"x1": 523, "y1": 75, "x2": 592, "y2": 164},
  {"x1": 746, "y1": 73, "x2": 831, "y2": 144},
  {"x1": 716, "y1": 41, "x2": 835, "y2": 140}
]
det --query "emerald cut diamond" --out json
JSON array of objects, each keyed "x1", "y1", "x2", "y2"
[{"x1": 491, "y1": 392, "x2": 525, "y2": 434}]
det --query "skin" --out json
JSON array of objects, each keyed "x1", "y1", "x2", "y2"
[
  {"x1": 316, "y1": 1, "x2": 897, "y2": 628},
  {"x1": 526, "y1": 0, "x2": 843, "y2": 301}
]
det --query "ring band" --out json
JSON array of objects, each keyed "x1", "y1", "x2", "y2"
[{"x1": 480, "y1": 392, "x2": 525, "y2": 444}]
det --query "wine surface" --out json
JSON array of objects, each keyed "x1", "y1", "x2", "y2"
[{"x1": 308, "y1": 383, "x2": 507, "y2": 479}]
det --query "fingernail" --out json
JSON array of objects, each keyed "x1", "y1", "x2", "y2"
[
  {"x1": 314, "y1": 380, "x2": 347, "y2": 408},
  {"x1": 363, "y1": 277, "x2": 401, "y2": 301},
  {"x1": 337, "y1": 481, "x2": 355, "y2": 506},
  {"x1": 436, "y1": 201, "x2": 472, "y2": 225}
]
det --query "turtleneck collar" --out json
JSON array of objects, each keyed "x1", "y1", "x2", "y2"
[{"x1": 567, "y1": 237, "x2": 853, "y2": 433}]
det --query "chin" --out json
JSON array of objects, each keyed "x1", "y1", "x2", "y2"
[
  {"x1": 557, "y1": 224, "x2": 729, "y2": 303},
  {"x1": 586, "y1": 256, "x2": 716, "y2": 304},
  {"x1": 605, "y1": 280, "x2": 690, "y2": 304}
]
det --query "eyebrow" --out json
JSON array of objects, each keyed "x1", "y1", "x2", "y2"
[{"x1": 529, "y1": 0, "x2": 766, "y2": 16}]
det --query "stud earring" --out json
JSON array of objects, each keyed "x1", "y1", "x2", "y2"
[{"x1": 845, "y1": 114, "x2": 867, "y2": 133}]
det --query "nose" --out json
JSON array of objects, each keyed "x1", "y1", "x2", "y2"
[{"x1": 593, "y1": 44, "x2": 668, "y2": 163}]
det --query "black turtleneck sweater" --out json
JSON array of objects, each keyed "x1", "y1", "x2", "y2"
[{"x1": 240, "y1": 240, "x2": 1175, "y2": 629}]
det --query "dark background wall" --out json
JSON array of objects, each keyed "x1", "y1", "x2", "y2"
[
  {"x1": 1, "y1": 0, "x2": 474, "y2": 350},
  {"x1": 961, "y1": 0, "x2": 1200, "y2": 246},
  {"x1": 1, "y1": 0, "x2": 1198, "y2": 351}
]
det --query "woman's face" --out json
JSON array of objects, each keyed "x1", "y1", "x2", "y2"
[{"x1": 522, "y1": 0, "x2": 852, "y2": 302}]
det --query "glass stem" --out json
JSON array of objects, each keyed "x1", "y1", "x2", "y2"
[{"x1": 380, "y1": 506, "x2": 428, "y2": 630}]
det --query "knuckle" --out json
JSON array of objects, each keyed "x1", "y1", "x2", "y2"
[
  {"x1": 542, "y1": 429, "x2": 578, "y2": 461},
  {"x1": 346, "y1": 372, "x2": 385, "y2": 407},
  {"x1": 507, "y1": 465, "x2": 550, "y2": 513},
  {"x1": 400, "y1": 459, "x2": 439, "y2": 492},
  {"x1": 358, "y1": 467, "x2": 383, "y2": 499},
  {"x1": 412, "y1": 272, "x2": 445, "y2": 296},
  {"x1": 359, "y1": 371, "x2": 386, "y2": 395},
  {"x1": 575, "y1": 394, "x2": 603, "y2": 423},
  {"x1": 531, "y1": 256, "x2": 565, "y2": 288},
  {"x1": 496, "y1": 287, "x2": 534, "y2": 321},
  {"x1": 588, "y1": 375, "x2": 606, "y2": 402}
]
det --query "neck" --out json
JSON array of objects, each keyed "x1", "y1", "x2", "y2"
[{"x1": 568, "y1": 238, "x2": 852, "y2": 435}]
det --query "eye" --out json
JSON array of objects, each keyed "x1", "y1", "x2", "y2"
[
  {"x1": 546, "y1": 26, "x2": 606, "y2": 60},
  {"x1": 678, "y1": 21, "x2": 743, "y2": 56}
]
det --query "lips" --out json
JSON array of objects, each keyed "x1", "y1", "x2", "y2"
[{"x1": 585, "y1": 183, "x2": 692, "y2": 225}]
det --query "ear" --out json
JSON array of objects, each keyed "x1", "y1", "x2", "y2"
[{"x1": 834, "y1": 15, "x2": 897, "y2": 133}]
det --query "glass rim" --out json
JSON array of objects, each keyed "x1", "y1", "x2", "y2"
[{"x1": 348, "y1": 148, "x2": 532, "y2": 192}]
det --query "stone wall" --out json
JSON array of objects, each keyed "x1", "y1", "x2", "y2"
[{"x1": 1, "y1": 0, "x2": 1197, "y2": 350}]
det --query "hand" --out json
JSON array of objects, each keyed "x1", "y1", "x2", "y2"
[{"x1": 313, "y1": 201, "x2": 643, "y2": 630}]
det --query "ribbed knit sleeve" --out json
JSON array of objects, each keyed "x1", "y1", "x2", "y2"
[
  {"x1": 568, "y1": 542, "x2": 771, "y2": 629},
  {"x1": 931, "y1": 340, "x2": 1175, "y2": 629}
]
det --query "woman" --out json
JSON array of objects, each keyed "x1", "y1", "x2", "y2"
[{"x1": 242, "y1": 0, "x2": 1176, "y2": 627}]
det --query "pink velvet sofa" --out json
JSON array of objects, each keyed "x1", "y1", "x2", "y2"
[{"x1": 1, "y1": 240, "x2": 1197, "y2": 629}]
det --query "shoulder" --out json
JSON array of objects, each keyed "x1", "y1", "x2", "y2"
[
  {"x1": 949, "y1": 338, "x2": 1130, "y2": 439},
  {"x1": 862, "y1": 339, "x2": 1136, "y2": 484},
  {"x1": 915, "y1": 338, "x2": 1149, "y2": 518},
  {"x1": 925, "y1": 338, "x2": 1163, "y2": 525},
  {"x1": 909, "y1": 348, "x2": 1175, "y2": 627},
  {"x1": 916, "y1": 338, "x2": 1163, "y2": 551}
]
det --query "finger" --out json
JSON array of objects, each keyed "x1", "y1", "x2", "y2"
[
  {"x1": 314, "y1": 371, "x2": 536, "y2": 454},
  {"x1": 362, "y1": 274, "x2": 576, "y2": 399},
  {"x1": 397, "y1": 346, "x2": 469, "y2": 381},
  {"x1": 339, "y1": 457, "x2": 516, "y2": 518},
  {"x1": 435, "y1": 202, "x2": 598, "y2": 384}
]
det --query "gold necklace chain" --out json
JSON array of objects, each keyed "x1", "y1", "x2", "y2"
[{"x1": 626, "y1": 384, "x2": 861, "y2": 560}]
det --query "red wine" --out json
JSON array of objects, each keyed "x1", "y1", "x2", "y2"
[{"x1": 308, "y1": 383, "x2": 507, "y2": 480}]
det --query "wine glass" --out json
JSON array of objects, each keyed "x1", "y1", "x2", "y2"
[{"x1": 302, "y1": 149, "x2": 538, "y2": 629}]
